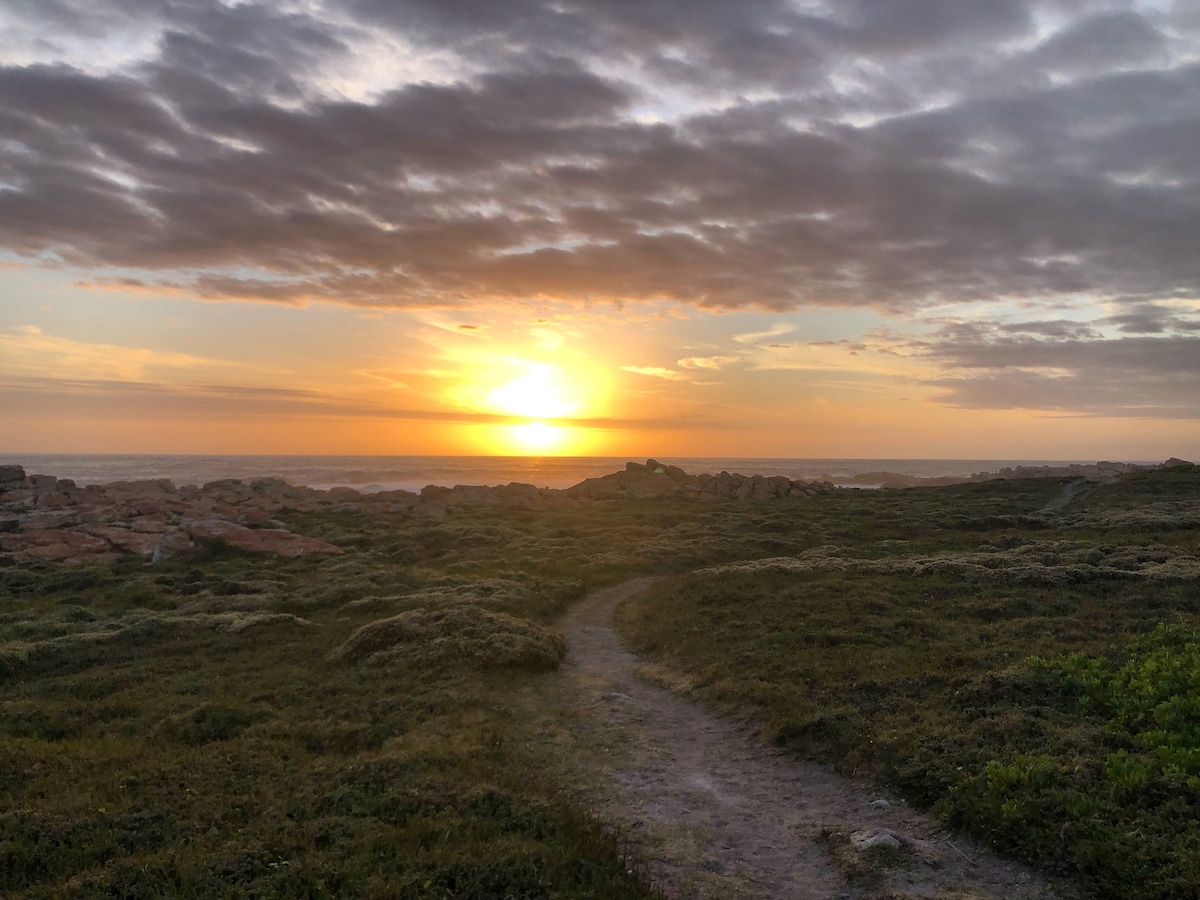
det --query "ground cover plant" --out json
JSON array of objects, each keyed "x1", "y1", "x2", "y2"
[
  {"x1": 0, "y1": 487, "x2": 866, "y2": 898},
  {"x1": 4, "y1": 466, "x2": 1198, "y2": 896},
  {"x1": 0, "y1": 508, "x2": 691, "y2": 898},
  {"x1": 617, "y1": 466, "x2": 1200, "y2": 899}
]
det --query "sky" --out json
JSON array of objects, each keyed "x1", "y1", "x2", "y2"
[{"x1": 1, "y1": 0, "x2": 1199, "y2": 459}]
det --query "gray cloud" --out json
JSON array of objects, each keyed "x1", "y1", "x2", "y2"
[
  {"x1": 1031, "y1": 11, "x2": 1168, "y2": 75},
  {"x1": 1, "y1": 0, "x2": 1199, "y2": 316},
  {"x1": 911, "y1": 313, "x2": 1200, "y2": 417},
  {"x1": 841, "y1": 0, "x2": 1031, "y2": 51},
  {"x1": 929, "y1": 368, "x2": 1200, "y2": 418},
  {"x1": 997, "y1": 320, "x2": 1103, "y2": 340},
  {"x1": 1104, "y1": 301, "x2": 1200, "y2": 334}
]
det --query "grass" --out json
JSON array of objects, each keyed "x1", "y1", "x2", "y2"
[
  {"x1": 328, "y1": 606, "x2": 567, "y2": 672},
  {"x1": 0, "y1": 519, "x2": 669, "y2": 898},
  {"x1": 616, "y1": 466, "x2": 1200, "y2": 900},
  {"x1": 3, "y1": 465, "x2": 1198, "y2": 896},
  {"x1": 0, "y1": 488, "x2": 857, "y2": 897}
]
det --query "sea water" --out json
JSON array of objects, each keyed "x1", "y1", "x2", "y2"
[{"x1": 0, "y1": 454, "x2": 1114, "y2": 493}]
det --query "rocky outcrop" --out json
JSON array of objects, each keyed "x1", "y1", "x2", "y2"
[
  {"x1": 1, "y1": 457, "x2": 1188, "y2": 564},
  {"x1": 0, "y1": 458, "x2": 840, "y2": 563},
  {"x1": 0, "y1": 466, "x2": 26, "y2": 487},
  {"x1": 967, "y1": 460, "x2": 1159, "y2": 482},
  {"x1": 182, "y1": 518, "x2": 343, "y2": 558},
  {"x1": 815, "y1": 459, "x2": 1183, "y2": 489},
  {"x1": 566, "y1": 460, "x2": 835, "y2": 501},
  {"x1": 0, "y1": 467, "x2": 343, "y2": 565}
]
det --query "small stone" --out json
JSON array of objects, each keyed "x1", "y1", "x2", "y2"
[
  {"x1": 870, "y1": 799, "x2": 891, "y2": 810},
  {"x1": 850, "y1": 829, "x2": 902, "y2": 852}
]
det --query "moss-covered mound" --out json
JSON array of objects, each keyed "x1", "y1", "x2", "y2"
[{"x1": 329, "y1": 606, "x2": 568, "y2": 672}]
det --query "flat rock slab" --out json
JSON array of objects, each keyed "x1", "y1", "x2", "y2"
[{"x1": 0, "y1": 471, "x2": 346, "y2": 563}]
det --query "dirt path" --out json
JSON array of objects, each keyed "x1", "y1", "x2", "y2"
[
  {"x1": 556, "y1": 578, "x2": 1077, "y2": 900},
  {"x1": 1046, "y1": 478, "x2": 1095, "y2": 510}
]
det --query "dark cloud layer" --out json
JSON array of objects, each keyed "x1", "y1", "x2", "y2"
[
  {"x1": 911, "y1": 315, "x2": 1200, "y2": 417},
  {"x1": 1, "y1": 0, "x2": 1198, "y2": 315}
]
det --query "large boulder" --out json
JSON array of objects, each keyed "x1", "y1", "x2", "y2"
[
  {"x1": 0, "y1": 528, "x2": 113, "y2": 560},
  {"x1": 103, "y1": 479, "x2": 177, "y2": 499},
  {"x1": 78, "y1": 524, "x2": 165, "y2": 555},
  {"x1": 568, "y1": 460, "x2": 684, "y2": 500},
  {"x1": 0, "y1": 466, "x2": 26, "y2": 487}
]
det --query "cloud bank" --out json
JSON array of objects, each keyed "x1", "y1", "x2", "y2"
[
  {"x1": 1, "y1": 0, "x2": 1198, "y2": 316},
  {"x1": 2, "y1": 0, "x2": 1199, "y2": 428}
]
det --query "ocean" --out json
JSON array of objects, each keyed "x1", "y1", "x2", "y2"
[{"x1": 0, "y1": 454, "x2": 1121, "y2": 493}]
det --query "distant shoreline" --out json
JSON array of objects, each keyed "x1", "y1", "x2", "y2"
[
  {"x1": 0, "y1": 453, "x2": 1163, "y2": 493},
  {"x1": 2, "y1": 457, "x2": 1189, "y2": 565}
]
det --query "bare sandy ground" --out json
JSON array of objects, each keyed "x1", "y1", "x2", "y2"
[{"x1": 554, "y1": 577, "x2": 1081, "y2": 900}]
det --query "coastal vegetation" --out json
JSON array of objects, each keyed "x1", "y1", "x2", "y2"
[
  {"x1": 0, "y1": 462, "x2": 1197, "y2": 896},
  {"x1": 0, "y1": 508, "x2": 670, "y2": 897},
  {"x1": 617, "y1": 464, "x2": 1200, "y2": 899}
]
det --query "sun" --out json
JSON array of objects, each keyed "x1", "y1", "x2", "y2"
[
  {"x1": 484, "y1": 363, "x2": 582, "y2": 454},
  {"x1": 510, "y1": 421, "x2": 564, "y2": 450},
  {"x1": 456, "y1": 356, "x2": 610, "y2": 455},
  {"x1": 485, "y1": 363, "x2": 580, "y2": 419}
]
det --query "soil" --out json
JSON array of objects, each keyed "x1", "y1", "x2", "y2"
[
  {"x1": 1046, "y1": 478, "x2": 1095, "y2": 510},
  {"x1": 555, "y1": 577, "x2": 1081, "y2": 900}
]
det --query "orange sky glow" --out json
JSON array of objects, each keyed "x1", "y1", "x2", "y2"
[
  {"x1": 3, "y1": 283, "x2": 1195, "y2": 459},
  {"x1": 1, "y1": 2, "x2": 1199, "y2": 461}
]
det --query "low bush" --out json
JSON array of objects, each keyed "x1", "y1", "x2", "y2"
[
  {"x1": 329, "y1": 606, "x2": 567, "y2": 672},
  {"x1": 935, "y1": 625, "x2": 1200, "y2": 898}
]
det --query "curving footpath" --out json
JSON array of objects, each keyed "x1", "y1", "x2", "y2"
[{"x1": 557, "y1": 578, "x2": 1077, "y2": 900}]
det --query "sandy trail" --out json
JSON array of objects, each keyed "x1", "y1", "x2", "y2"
[
  {"x1": 1046, "y1": 478, "x2": 1095, "y2": 510},
  {"x1": 557, "y1": 577, "x2": 1076, "y2": 900}
]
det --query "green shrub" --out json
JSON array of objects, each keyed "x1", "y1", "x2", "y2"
[
  {"x1": 936, "y1": 626, "x2": 1200, "y2": 898},
  {"x1": 329, "y1": 606, "x2": 567, "y2": 672}
]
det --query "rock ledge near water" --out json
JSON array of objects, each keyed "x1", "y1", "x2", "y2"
[{"x1": 0, "y1": 457, "x2": 1189, "y2": 564}]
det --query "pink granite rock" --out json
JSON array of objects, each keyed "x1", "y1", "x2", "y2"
[
  {"x1": 127, "y1": 515, "x2": 173, "y2": 533},
  {"x1": 4, "y1": 528, "x2": 113, "y2": 560},
  {"x1": 78, "y1": 524, "x2": 166, "y2": 556}
]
